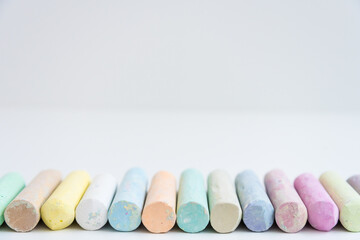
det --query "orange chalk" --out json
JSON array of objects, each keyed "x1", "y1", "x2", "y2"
[{"x1": 141, "y1": 171, "x2": 176, "y2": 233}]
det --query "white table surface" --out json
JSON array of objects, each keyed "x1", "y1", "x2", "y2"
[{"x1": 0, "y1": 108, "x2": 359, "y2": 239}]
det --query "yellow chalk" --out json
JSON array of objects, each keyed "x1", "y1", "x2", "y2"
[
  {"x1": 320, "y1": 171, "x2": 360, "y2": 232},
  {"x1": 41, "y1": 170, "x2": 90, "y2": 230}
]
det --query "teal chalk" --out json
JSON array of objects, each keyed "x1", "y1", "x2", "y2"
[
  {"x1": 235, "y1": 170, "x2": 274, "y2": 232},
  {"x1": 0, "y1": 172, "x2": 25, "y2": 226},
  {"x1": 177, "y1": 168, "x2": 209, "y2": 233},
  {"x1": 108, "y1": 168, "x2": 147, "y2": 231}
]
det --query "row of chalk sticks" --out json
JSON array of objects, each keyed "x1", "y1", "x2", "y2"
[{"x1": 1, "y1": 168, "x2": 360, "y2": 234}]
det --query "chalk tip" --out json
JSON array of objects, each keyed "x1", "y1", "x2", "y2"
[
  {"x1": 243, "y1": 200, "x2": 274, "y2": 232},
  {"x1": 76, "y1": 198, "x2": 108, "y2": 231},
  {"x1": 177, "y1": 202, "x2": 209, "y2": 233},
  {"x1": 340, "y1": 200, "x2": 360, "y2": 232},
  {"x1": 5, "y1": 200, "x2": 39, "y2": 232},
  {"x1": 307, "y1": 201, "x2": 338, "y2": 231},
  {"x1": 41, "y1": 200, "x2": 75, "y2": 230},
  {"x1": 142, "y1": 201, "x2": 176, "y2": 233},
  {"x1": 210, "y1": 202, "x2": 241, "y2": 233},
  {"x1": 108, "y1": 201, "x2": 142, "y2": 231},
  {"x1": 275, "y1": 201, "x2": 307, "y2": 233}
]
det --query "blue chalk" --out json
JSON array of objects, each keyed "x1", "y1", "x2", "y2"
[
  {"x1": 177, "y1": 169, "x2": 209, "y2": 233},
  {"x1": 235, "y1": 170, "x2": 274, "y2": 232},
  {"x1": 108, "y1": 168, "x2": 147, "y2": 231}
]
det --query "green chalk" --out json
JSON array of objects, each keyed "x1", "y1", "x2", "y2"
[{"x1": 0, "y1": 172, "x2": 25, "y2": 226}]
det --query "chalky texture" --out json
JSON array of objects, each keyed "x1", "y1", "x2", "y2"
[
  {"x1": 41, "y1": 170, "x2": 91, "y2": 230},
  {"x1": 294, "y1": 173, "x2": 338, "y2": 231},
  {"x1": 235, "y1": 170, "x2": 274, "y2": 232},
  {"x1": 264, "y1": 169, "x2": 307, "y2": 233},
  {"x1": 177, "y1": 168, "x2": 209, "y2": 233},
  {"x1": 0, "y1": 172, "x2": 25, "y2": 226},
  {"x1": 320, "y1": 171, "x2": 360, "y2": 232},
  {"x1": 142, "y1": 171, "x2": 176, "y2": 233},
  {"x1": 108, "y1": 168, "x2": 147, "y2": 231},
  {"x1": 208, "y1": 169, "x2": 241, "y2": 233},
  {"x1": 347, "y1": 175, "x2": 360, "y2": 194},
  {"x1": 76, "y1": 173, "x2": 116, "y2": 230},
  {"x1": 5, "y1": 170, "x2": 61, "y2": 232}
]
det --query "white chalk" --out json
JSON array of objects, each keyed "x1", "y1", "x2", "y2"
[
  {"x1": 76, "y1": 173, "x2": 117, "y2": 230},
  {"x1": 208, "y1": 169, "x2": 242, "y2": 233}
]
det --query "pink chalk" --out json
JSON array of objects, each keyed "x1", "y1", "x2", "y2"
[
  {"x1": 294, "y1": 173, "x2": 338, "y2": 231},
  {"x1": 265, "y1": 169, "x2": 307, "y2": 233}
]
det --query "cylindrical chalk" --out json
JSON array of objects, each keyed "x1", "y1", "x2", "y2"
[
  {"x1": 4, "y1": 170, "x2": 61, "y2": 232},
  {"x1": 0, "y1": 172, "x2": 25, "y2": 226},
  {"x1": 108, "y1": 168, "x2": 147, "y2": 231},
  {"x1": 41, "y1": 170, "x2": 90, "y2": 230},
  {"x1": 294, "y1": 173, "x2": 338, "y2": 231},
  {"x1": 142, "y1": 171, "x2": 176, "y2": 233},
  {"x1": 320, "y1": 171, "x2": 360, "y2": 232},
  {"x1": 264, "y1": 169, "x2": 307, "y2": 233},
  {"x1": 208, "y1": 169, "x2": 241, "y2": 233},
  {"x1": 235, "y1": 170, "x2": 274, "y2": 232},
  {"x1": 76, "y1": 173, "x2": 116, "y2": 230},
  {"x1": 176, "y1": 168, "x2": 209, "y2": 233},
  {"x1": 347, "y1": 175, "x2": 360, "y2": 194}
]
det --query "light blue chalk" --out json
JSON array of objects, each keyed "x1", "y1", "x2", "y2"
[
  {"x1": 177, "y1": 168, "x2": 209, "y2": 233},
  {"x1": 108, "y1": 168, "x2": 147, "y2": 231},
  {"x1": 0, "y1": 172, "x2": 25, "y2": 226},
  {"x1": 235, "y1": 170, "x2": 274, "y2": 232}
]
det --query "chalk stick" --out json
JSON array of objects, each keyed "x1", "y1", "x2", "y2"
[
  {"x1": 235, "y1": 170, "x2": 274, "y2": 232},
  {"x1": 41, "y1": 170, "x2": 90, "y2": 230},
  {"x1": 0, "y1": 172, "x2": 25, "y2": 226},
  {"x1": 142, "y1": 171, "x2": 176, "y2": 233},
  {"x1": 264, "y1": 169, "x2": 307, "y2": 233},
  {"x1": 76, "y1": 173, "x2": 116, "y2": 230},
  {"x1": 320, "y1": 171, "x2": 360, "y2": 232},
  {"x1": 4, "y1": 170, "x2": 61, "y2": 232},
  {"x1": 176, "y1": 168, "x2": 209, "y2": 233},
  {"x1": 208, "y1": 169, "x2": 241, "y2": 233},
  {"x1": 108, "y1": 168, "x2": 147, "y2": 231},
  {"x1": 294, "y1": 173, "x2": 338, "y2": 231},
  {"x1": 347, "y1": 175, "x2": 360, "y2": 194}
]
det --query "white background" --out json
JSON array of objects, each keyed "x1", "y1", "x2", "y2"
[{"x1": 0, "y1": 0, "x2": 360, "y2": 239}]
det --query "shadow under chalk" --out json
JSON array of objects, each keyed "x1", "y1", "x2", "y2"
[{"x1": 0, "y1": 217, "x2": 354, "y2": 235}]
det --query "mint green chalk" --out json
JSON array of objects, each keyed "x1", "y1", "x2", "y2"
[
  {"x1": 0, "y1": 172, "x2": 25, "y2": 226},
  {"x1": 177, "y1": 169, "x2": 209, "y2": 233}
]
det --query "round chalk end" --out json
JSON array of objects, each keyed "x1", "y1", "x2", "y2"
[
  {"x1": 210, "y1": 203, "x2": 241, "y2": 233},
  {"x1": 307, "y1": 201, "x2": 338, "y2": 231},
  {"x1": 177, "y1": 202, "x2": 209, "y2": 233},
  {"x1": 108, "y1": 201, "x2": 142, "y2": 231},
  {"x1": 142, "y1": 202, "x2": 176, "y2": 233},
  {"x1": 275, "y1": 202, "x2": 307, "y2": 233},
  {"x1": 41, "y1": 200, "x2": 75, "y2": 230},
  {"x1": 243, "y1": 200, "x2": 274, "y2": 232},
  {"x1": 76, "y1": 199, "x2": 108, "y2": 231},
  {"x1": 340, "y1": 200, "x2": 360, "y2": 232},
  {"x1": 4, "y1": 200, "x2": 39, "y2": 232}
]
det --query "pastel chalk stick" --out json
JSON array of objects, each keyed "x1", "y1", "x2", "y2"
[
  {"x1": 347, "y1": 175, "x2": 360, "y2": 194},
  {"x1": 208, "y1": 169, "x2": 241, "y2": 233},
  {"x1": 41, "y1": 170, "x2": 91, "y2": 230},
  {"x1": 176, "y1": 168, "x2": 209, "y2": 233},
  {"x1": 294, "y1": 173, "x2": 338, "y2": 231},
  {"x1": 264, "y1": 169, "x2": 307, "y2": 233},
  {"x1": 76, "y1": 173, "x2": 116, "y2": 230},
  {"x1": 235, "y1": 170, "x2": 274, "y2": 232},
  {"x1": 142, "y1": 171, "x2": 176, "y2": 233},
  {"x1": 108, "y1": 168, "x2": 147, "y2": 231},
  {"x1": 0, "y1": 172, "x2": 25, "y2": 226},
  {"x1": 4, "y1": 170, "x2": 62, "y2": 232},
  {"x1": 320, "y1": 171, "x2": 360, "y2": 232}
]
